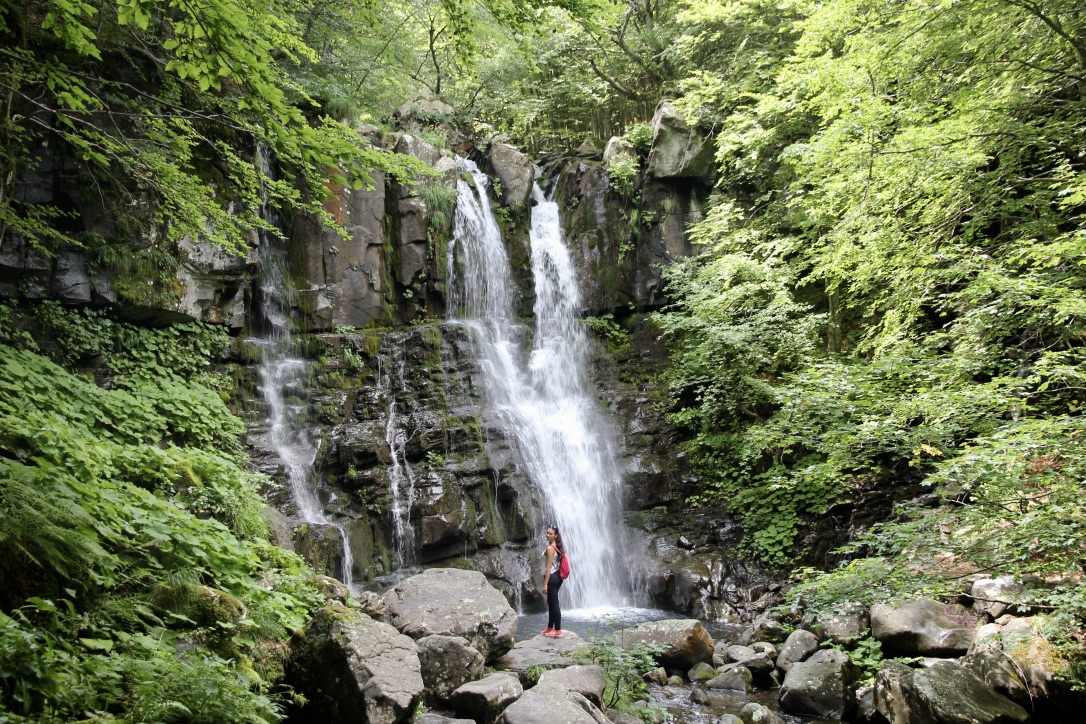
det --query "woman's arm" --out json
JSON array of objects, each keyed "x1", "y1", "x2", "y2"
[{"x1": 542, "y1": 545, "x2": 554, "y2": 593}]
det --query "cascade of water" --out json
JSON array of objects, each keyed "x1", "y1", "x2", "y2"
[
  {"x1": 254, "y1": 147, "x2": 353, "y2": 588},
  {"x1": 448, "y1": 158, "x2": 628, "y2": 607},
  {"x1": 383, "y1": 340, "x2": 417, "y2": 566}
]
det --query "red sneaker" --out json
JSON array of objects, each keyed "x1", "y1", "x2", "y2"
[
  {"x1": 540, "y1": 627, "x2": 554, "y2": 636},
  {"x1": 546, "y1": 629, "x2": 564, "y2": 638}
]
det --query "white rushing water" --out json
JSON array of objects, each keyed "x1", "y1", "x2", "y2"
[
  {"x1": 383, "y1": 340, "x2": 417, "y2": 567},
  {"x1": 448, "y1": 158, "x2": 628, "y2": 607},
  {"x1": 255, "y1": 148, "x2": 353, "y2": 587}
]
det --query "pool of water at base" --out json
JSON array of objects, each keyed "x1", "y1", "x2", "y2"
[{"x1": 516, "y1": 607, "x2": 842, "y2": 724}]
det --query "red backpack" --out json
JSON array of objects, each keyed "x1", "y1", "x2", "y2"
[{"x1": 558, "y1": 551, "x2": 571, "y2": 580}]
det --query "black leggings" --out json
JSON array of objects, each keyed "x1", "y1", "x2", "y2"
[{"x1": 547, "y1": 571, "x2": 563, "y2": 630}]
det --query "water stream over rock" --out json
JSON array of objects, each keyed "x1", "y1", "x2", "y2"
[
  {"x1": 448, "y1": 158, "x2": 628, "y2": 607},
  {"x1": 253, "y1": 151, "x2": 354, "y2": 588}
]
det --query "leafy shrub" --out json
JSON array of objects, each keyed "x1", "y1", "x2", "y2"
[
  {"x1": 621, "y1": 123, "x2": 654, "y2": 156},
  {"x1": 0, "y1": 309, "x2": 326, "y2": 720},
  {"x1": 606, "y1": 155, "x2": 640, "y2": 199}
]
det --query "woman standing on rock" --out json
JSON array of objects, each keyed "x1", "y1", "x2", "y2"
[{"x1": 541, "y1": 526, "x2": 565, "y2": 638}]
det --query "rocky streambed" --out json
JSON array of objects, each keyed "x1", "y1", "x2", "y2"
[{"x1": 282, "y1": 566, "x2": 1068, "y2": 724}]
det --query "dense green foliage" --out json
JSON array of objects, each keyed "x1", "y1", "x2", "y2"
[
  {"x1": 0, "y1": 305, "x2": 325, "y2": 721},
  {"x1": 630, "y1": 0, "x2": 1086, "y2": 673}
]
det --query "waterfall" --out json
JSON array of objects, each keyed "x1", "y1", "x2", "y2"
[
  {"x1": 254, "y1": 147, "x2": 354, "y2": 588},
  {"x1": 383, "y1": 340, "x2": 417, "y2": 567},
  {"x1": 448, "y1": 158, "x2": 628, "y2": 607}
]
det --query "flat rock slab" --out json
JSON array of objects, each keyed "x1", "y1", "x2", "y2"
[
  {"x1": 497, "y1": 681, "x2": 611, "y2": 724},
  {"x1": 286, "y1": 603, "x2": 424, "y2": 724},
  {"x1": 494, "y1": 632, "x2": 589, "y2": 682},
  {"x1": 450, "y1": 672, "x2": 523, "y2": 724},
  {"x1": 536, "y1": 665, "x2": 606, "y2": 707},
  {"x1": 384, "y1": 568, "x2": 518, "y2": 662}
]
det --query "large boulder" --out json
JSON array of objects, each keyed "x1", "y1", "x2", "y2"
[
  {"x1": 871, "y1": 598, "x2": 975, "y2": 656},
  {"x1": 966, "y1": 615, "x2": 1068, "y2": 714},
  {"x1": 874, "y1": 659, "x2": 1029, "y2": 724},
  {"x1": 485, "y1": 142, "x2": 534, "y2": 208},
  {"x1": 618, "y1": 619, "x2": 714, "y2": 670},
  {"x1": 536, "y1": 666, "x2": 607, "y2": 708},
  {"x1": 807, "y1": 601, "x2": 870, "y2": 643},
  {"x1": 776, "y1": 629, "x2": 819, "y2": 672},
  {"x1": 497, "y1": 679, "x2": 611, "y2": 724},
  {"x1": 286, "y1": 603, "x2": 424, "y2": 724},
  {"x1": 645, "y1": 100, "x2": 715, "y2": 182},
  {"x1": 384, "y1": 568, "x2": 518, "y2": 661},
  {"x1": 971, "y1": 577, "x2": 1032, "y2": 620},
  {"x1": 778, "y1": 660, "x2": 857, "y2": 720},
  {"x1": 417, "y1": 634, "x2": 485, "y2": 705},
  {"x1": 450, "y1": 672, "x2": 524, "y2": 724},
  {"x1": 602, "y1": 137, "x2": 636, "y2": 165}
]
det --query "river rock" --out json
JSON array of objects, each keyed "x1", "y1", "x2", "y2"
[
  {"x1": 497, "y1": 679, "x2": 610, "y2": 724},
  {"x1": 740, "y1": 702, "x2": 785, "y2": 724},
  {"x1": 537, "y1": 665, "x2": 607, "y2": 708},
  {"x1": 716, "y1": 716, "x2": 743, "y2": 724},
  {"x1": 286, "y1": 603, "x2": 424, "y2": 724},
  {"x1": 738, "y1": 616, "x2": 788, "y2": 645},
  {"x1": 971, "y1": 577, "x2": 1032, "y2": 620},
  {"x1": 619, "y1": 619, "x2": 714, "y2": 669},
  {"x1": 776, "y1": 629, "x2": 819, "y2": 672},
  {"x1": 706, "y1": 666, "x2": 751, "y2": 692},
  {"x1": 778, "y1": 660, "x2": 856, "y2": 720},
  {"x1": 485, "y1": 142, "x2": 534, "y2": 208},
  {"x1": 750, "y1": 641, "x2": 779, "y2": 658},
  {"x1": 807, "y1": 648, "x2": 851, "y2": 666},
  {"x1": 384, "y1": 568, "x2": 517, "y2": 661},
  {"x1": 690, "y1": 687, "x2": 712, "y2": 705},
  {"x1": 808, "y1": 601, "x2": 870, "y2": 643},
  {"x1": 871, "y1": 598, "x2": 975, "y2": 656},
  {"x1": 451, "y1": 672, "x2": 523, "y2": 724},
  {"x1": 723, "y1": 644, "x2": 756, "y2": 664},
  {"x1": 688, "y1": 662, "x2": 717, "y2": 682},
  {"x1": 874, "y1": 659, "x2": 1029, "y2": 724},
  {"x1": 417, "y1": 634, "x2": 485, "y2": 705},
  {"x1": 643, "y1": 667, "x2": 667, "y2": 685},
  {"x1": 645, "y1": 100, "x2": 715, "y2": 182},
  {"x1": 494, "y1": 631, "x2": 589, "y2": 683}
]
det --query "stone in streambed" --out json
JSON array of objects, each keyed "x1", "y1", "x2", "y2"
[
  {"x1": 776, "y1": 629, "x2": 819, "y2": 672},
  {"x1": 417, "y1": 634, "x2": 485, "y2": 705},
  {"x1": 778, "y1": 660, "x2": 856, "y2": 720},
  {"x1": 450, "y1": 672, "x2": 523, "y2": 724},
  {"x1": 619, "y1": 619, "x2": 715, "y2": 670}
]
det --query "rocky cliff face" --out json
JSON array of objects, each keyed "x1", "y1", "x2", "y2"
[{"x1": 4, "y1": 107, "x2": 762, "y2": 619}]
